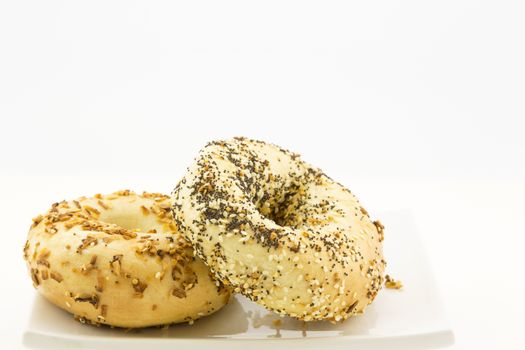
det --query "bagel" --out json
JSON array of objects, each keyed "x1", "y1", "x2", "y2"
[
  {"x1": 23, "y1": 190, "x2": 230, "y2": 328},
  {"x1": 172, "y1": 137, "x2": 386, "y2": 322}
]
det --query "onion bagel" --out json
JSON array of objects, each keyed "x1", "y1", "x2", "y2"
[
  {"x1": 172, "y1": 137, "x2": 386, "y2": 322},
  {"x1": 24, "y1": 190, "x2": 230, "y2": 328}
]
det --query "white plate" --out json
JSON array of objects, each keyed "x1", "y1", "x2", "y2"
[{"x1": 23, "y1": 211, "x2": 454, "y2": 350}]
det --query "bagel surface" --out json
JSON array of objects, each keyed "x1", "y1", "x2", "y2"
[
  {"x1": 24, "y1": 190, "x2": 230, "y2": 328},
  {"x1": 172, "y1": 137, "x2": 386, "y2": 322}
]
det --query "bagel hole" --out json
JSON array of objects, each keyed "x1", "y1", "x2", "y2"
[
  {"x1": 98, "y1": 212, "x2": 151, "y2": 232},
  {"x1": 256, "y1": 184, "x2": 305, "y2": 228}
]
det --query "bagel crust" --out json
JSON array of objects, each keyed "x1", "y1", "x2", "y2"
[
  {"x1": 24, "y1": 191, "x2": 230, "y2": 328},
  {"x1": 172, "y1": 138, "x2": 386, "y2": 322}
]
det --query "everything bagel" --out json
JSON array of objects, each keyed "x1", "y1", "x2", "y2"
[
  {"x1": 172, "y1": 137, "x2": 386, "y2": 322},
  {"x1": 24, "y1": 190, "x2": 230, "y2": 328}
]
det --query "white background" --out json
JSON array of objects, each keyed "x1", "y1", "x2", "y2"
[{"x1": 0, "y1": 1, "x2": 524, "y2": 349}]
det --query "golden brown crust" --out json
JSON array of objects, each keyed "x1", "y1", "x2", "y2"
[
  {"x1": 172, "y1": 137, "x2": 386, "y2": 322},
  {"x1": 24, "y1": 190, "x2": 230, "y2": 328}
]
